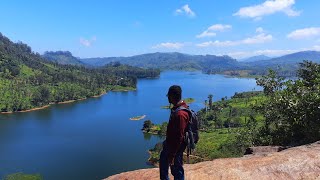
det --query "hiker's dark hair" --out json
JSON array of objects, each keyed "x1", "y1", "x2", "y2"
[{"x1": 168, "y1": 85, "x2": 182, "y2": 101}]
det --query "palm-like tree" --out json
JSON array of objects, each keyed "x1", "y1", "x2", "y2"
[
  {"x1": 208, "y1": 94, "x2": 213, "y2": 109},
  {"x1": 204, "y1": 100, "x2": 208, "y2": 112}
]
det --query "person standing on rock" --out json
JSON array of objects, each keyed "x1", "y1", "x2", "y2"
[{"x1": 160, "y1": 85, "x2": 189, "y2": 180}]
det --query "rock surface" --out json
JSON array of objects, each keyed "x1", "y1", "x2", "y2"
[
  {"x1": 244, "y1": 145, "x2": 287, "y2": 155},
  {"x1": 106, "y1": 141, "x2": 320, "y2": 180}
]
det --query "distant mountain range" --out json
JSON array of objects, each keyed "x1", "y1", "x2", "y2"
[
  {"x1": 239, "y1": 55, "x2": 272, "y2": 62},
  {"x1": 248, "y1": 51, "x2": 320, "y2": 66},
  {"x1": 43, "y1": 50, "x2": 320, "y2": 77},
  {"x1": 239, "y1": 51, "x2": 320, "y2": 77},
  {"x1": 80, "y1": 52, "x2": 242, "y2": 71}
]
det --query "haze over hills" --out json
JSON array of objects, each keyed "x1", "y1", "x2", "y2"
[
  {"x1": 239, "y1": 55, "x2": 272, "y2": 62},
  {"x1": 233, "y1": 51, "x2": 320, "y2": 77},
  {"x1": 248, "y1": 51, "x2": 320, "y2": 66}
]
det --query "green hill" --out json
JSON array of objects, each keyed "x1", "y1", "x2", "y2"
[
  {"x1": 240, "y1": 55, "x2": 271, "y2": 62},
  {"x1": 42, "y1": 51, "x2": 84, "y2": 66},
  {"x1": 0, "y1": 33, "x2": 160, "y2": 112}
]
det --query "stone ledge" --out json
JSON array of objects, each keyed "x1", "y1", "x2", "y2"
[{"x1": 106, "y1": 141, "x2": 320, "y2": 180}]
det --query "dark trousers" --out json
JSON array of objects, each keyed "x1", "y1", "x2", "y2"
[{"x1": 159, "y1": 141, "x2": 186, "y2": 180}]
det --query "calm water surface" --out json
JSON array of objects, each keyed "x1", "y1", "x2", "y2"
[{"x1": 0, "y1": 71, "x2": 261, "y2": 180}]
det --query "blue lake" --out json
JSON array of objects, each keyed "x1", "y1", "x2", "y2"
[{"x1": 0, "y1": 71, "x2": 261, "y2": 180}]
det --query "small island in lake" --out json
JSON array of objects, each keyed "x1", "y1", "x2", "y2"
[
  {"x1": 130, "y1": 115, "x2": 146, "y2": 121},
  {"x1": 161, "y1": 98, "x2": 195, "y2": 109},
  {"x1": 141, "y1": 120, "x2": 167, "y2": 135},
  {"x1": 184, "y1": 98, "x2": 195, "y2": 104}
]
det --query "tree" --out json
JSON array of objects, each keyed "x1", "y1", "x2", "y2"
[
  {"x1": 256, "y1": 69, "x2": 285, "y2": 96},
  {"x1": 39, "y1": 86, "x2": 50, "y2": 104},
  {"x1": 142, "y1": 120, "x2": 153, "y2": 131},
  {"x1": 208, "y1": 94, "x2": 213, "y2": 110},
  {"x1": 159, "y1": 122, "x2": 168, "y2": 136},
  {"x1": 254, "y1": 61, "x2": 320, "y2": 146}
]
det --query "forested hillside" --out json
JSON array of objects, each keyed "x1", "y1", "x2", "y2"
[
  {"x1": 0, "y1": 33, "x2": 160, "y2": 112},
  {"x1": 42, "y1": 51, "x2": 84, "y2": 66},
  {"x1": 197, "y1": 61, "x2": 320, "y2": 158}
]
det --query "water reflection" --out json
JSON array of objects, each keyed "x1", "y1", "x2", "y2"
[{"x1": 143, "y1": 132, "x2": 152, "y2": 141}]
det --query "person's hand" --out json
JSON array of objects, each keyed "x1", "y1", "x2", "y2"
[{"x1": 168, "y1": 156, "x2": 174, "y2": 166}]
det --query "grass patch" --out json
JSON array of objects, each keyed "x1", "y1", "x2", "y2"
[
  {"x1": 3, "y1": 173, "x2": 42, "y2": 180},
  {"x1": 19, "y1": 65, "x2": 37, "y2": 77},
  {"x1": 147, "y1": 128, "x2": 240, "y2": 165}
]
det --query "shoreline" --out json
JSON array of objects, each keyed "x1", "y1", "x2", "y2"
[
  {"x1": 92, "y1": 92, "x2": 106, "y2": 98},
  {"x1": 0, "y1": 105, "x2": 51, "y2": 114},
  {"x1": 142, "y1": 130, "x2": 160, "y2": 135},
  {"x1": 147, "y1": 150, "x2": 159, "y2": 167},
  {"x1": 57, "y1": 100, "x2": 76, "y2": 104},
  {"x1": 0, "y1": 85, "x2": 136, "y2": 114},
  {"x1": 0, "y1": 92, "x2": 108, "y2": 114}
]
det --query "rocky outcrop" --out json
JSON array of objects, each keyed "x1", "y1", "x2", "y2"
[
  {"x1": 106, "y1": 141, "x2": 320, "y2": 180},
  {"x1": 244, "y1": 145, "x2": 287, "y2": 156}
]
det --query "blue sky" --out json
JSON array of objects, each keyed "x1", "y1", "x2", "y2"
[{"x1": 1, "y1": 0, "x2": 320, "y2": 59}]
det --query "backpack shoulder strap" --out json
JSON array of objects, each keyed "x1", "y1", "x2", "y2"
[
  {"x1": 173, "y1": 106, "x2": 192, "y2": 124},
  {"x1": 175, "y1": 106, "x2": 186, "y2": 111},
  {"x1": 174, "y1": 106, "x2": 191, "y2": 114}
]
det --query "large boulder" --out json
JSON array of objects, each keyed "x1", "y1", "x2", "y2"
[{"x1": 106, "y1": 141, "x2": 320, "y2": 180}]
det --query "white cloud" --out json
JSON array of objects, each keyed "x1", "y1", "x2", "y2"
[
  {"x1": 256, "y1": 27, "x2": 264, "y2": 33},
  {"x1": 176, "y1": 9, "x2": 183, "y2": 14},
  {"x1": 242, "y1": 33, "x2": 273, "y2": 44},
  {"x1": 152, "y1": 42, "x2": 185, "y2": 49},
  {"x1": 250, "y1": 49, "x2": 297, "y2": 56},
  {"x1": 208, "y1": 24, "x2": 232, "y2": 31},
  {"x1": 80, "y1": 38, "x2": 90, "y2": 47},
  {"x1": 196, "y1": 24, "x2": 231, "y2": 38},
  {"x1": 196, "y1": 32, "x2": 273, "y2": 47},
  {"x1": 80, "y1": 36, "x2": 96, "y2": 47},
  {"x1": 312, "y1": 45, "x2": 320, "y2": 51},
  {"x1": 196, "y1": 40, "x2": 236, "y2": 47},
  {"x1": 196, "y1": 31, "x2": 216, "y2": 38},
  {"x1": 233, "y1": 0, "x2": 301, "y2": 19},
  {"x1": 175, "y1": 4, "x2": 196, "y2": 17},
  {"x1": 228, "y1": 49, "x2": 299, "y2": 59},
  {"x1": 287, "y1": 27, "x2": 320, "y2": 39}
]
